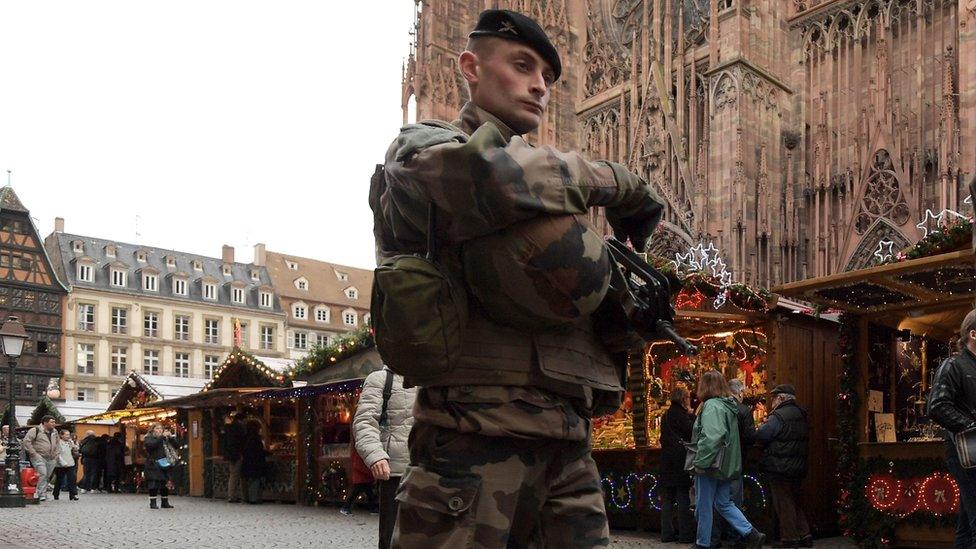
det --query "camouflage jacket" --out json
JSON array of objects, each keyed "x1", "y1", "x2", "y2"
[{"x1": 373, "y1": 102, "x2": 662, "y2": 438}]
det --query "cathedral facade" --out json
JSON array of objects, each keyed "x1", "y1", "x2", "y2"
[{"x1": 401, "y1": 0, "x2": 975, "y2": 288}]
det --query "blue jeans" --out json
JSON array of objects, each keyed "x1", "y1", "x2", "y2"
[
  {"x1": 946, "y1": 443, "x2": 976, "y2": 549},
  {"x1": 695, "y1": 474, "x2": 753, "y2": 547},
  {"x1": 711, "y1": 476, "x2": 744, "y2": 546}
]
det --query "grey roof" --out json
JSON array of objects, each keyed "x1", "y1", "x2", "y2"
[{"x1": 47, "y1": 232, "x2": 283, "y2": 314}]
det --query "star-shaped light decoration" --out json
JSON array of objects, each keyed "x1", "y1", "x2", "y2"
[
  {"x1": 965, "y1": 195, "x2": 972, "y2": 205},
  {"x1": 873, "y1": 239, "x2": 896, "y2": 263},
  {"x1": 671, "y1": 241, "x2": 735, "y2": 310},
  {"x1": 916, "y1": 208, "x2": 970, "y2": 238}
]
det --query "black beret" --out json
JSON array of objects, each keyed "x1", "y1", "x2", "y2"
[
  {"x1": 469, "y1": 9, "x2": 562, "y2": 82},
  {"x1": 770, "y1": 384, "x2": 796, "y2": 396}
]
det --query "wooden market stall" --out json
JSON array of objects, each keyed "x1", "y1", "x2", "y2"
[
  {"x1": 774, "y1": 246, "x2": 975, "y2": 548},
  {"x1": 592, "y1": 280, "x2": 843, "y2": 537}
]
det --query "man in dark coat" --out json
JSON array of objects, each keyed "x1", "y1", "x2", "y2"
[
  {"x1": 659, "y1": 386, "x2": 695, "y2": 543},
  {"x1": 103, "y1": 432, "x2": 126, "y2": 492},
  {"x1": 241, "y1": 420, "x2": 267, "y2": 504},
  {"x1": 78, "y1": 430, "x2": 99, "y2": 493},
  {"x1": 220, "y1": 412, "x2": 245, "y2": 503},
  {"x1": 757, "y1": 384, "x2": 811, "y2": 548}
]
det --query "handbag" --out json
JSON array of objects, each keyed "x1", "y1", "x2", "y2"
[
  {"x1": 684, "y1": 441, "x2": 727, "y2": 472},
  {"x1": 954, "y1": 424, "x2": 976, "y2": 469}
]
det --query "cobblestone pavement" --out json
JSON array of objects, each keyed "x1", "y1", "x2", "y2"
[{"x1": 0, "y1": 493, "x2": 854, "y2": 548}]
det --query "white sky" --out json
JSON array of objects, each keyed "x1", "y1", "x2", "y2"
[{"x1": 0, "y1": 1, "x2": 416, "y2": 270}]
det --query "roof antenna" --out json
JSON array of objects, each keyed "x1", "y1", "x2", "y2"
[
  {"x1": 134, "y1": 214, "x2": 142, "y2": 239},
  {"x1": 6, "y1": 169, "x2": 11, "y2": 186}
]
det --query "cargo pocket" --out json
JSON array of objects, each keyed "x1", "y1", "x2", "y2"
[{"x1": 395, "y1": 466, "x2": 481, "y2": 548}]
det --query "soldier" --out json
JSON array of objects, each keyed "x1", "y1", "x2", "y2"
[{"x1": 371, "y1": 9, "x2": 664, "y2": 548}]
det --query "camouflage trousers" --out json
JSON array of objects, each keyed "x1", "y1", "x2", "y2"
[{"x1": 391, "y1": 422, "x2": 610, "y2": 549}]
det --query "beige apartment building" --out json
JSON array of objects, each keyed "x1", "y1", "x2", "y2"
[
  {"x1": 255, "y1": 244, "x2": 371, "y2": 360},
  {"x1": 44, "y1": 220, "x2": 287, "y2": 403}
]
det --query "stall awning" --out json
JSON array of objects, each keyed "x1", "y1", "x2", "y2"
[{"x1": 68, "y1": 406, "x2": 177, "y2": 425}]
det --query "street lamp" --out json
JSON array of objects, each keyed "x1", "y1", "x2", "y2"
[{"x1": 0, "y1": 316, "x2": 28, "y2": 508}]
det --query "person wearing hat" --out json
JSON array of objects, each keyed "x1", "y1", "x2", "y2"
[
  {"x1": 372, "y1": 8, "x2": 664, "y2": 548},
  {"x1": 756, "y1": 384, "x2": 812, "y2": 548}
]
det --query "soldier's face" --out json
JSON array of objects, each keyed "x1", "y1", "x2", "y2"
[{"x1": 464, "y1": 40, "x2": 553, "y2": 134}]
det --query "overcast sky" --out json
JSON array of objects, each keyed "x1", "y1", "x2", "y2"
[{"x1": 0, "y1": 1, "x2": 416, "y2": 270}]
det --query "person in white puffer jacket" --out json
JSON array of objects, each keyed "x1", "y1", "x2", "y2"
[{"x1": 353, "y1": 367, "x2": 417, "y2": 549}]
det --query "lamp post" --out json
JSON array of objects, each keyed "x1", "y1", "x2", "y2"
[{"x1": 0, "y1": 316, "x2": 28, "y2": 508}]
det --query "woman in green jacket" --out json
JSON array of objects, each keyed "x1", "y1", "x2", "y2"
[{"x1": 691, "y1": 371, "x2": 766, "y2": 549}]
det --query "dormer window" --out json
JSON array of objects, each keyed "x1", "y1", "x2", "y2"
[
  {"x1": 143, "y1": 273, "x2": 158, "y2": 292},
  {"x1": 111, "y1": 268, "x2": 127, "y2": 288},
  {"x1": 104, "y1": 245, "x2": 116, "y2": 258},
  {"x1": 222, "y1": 265, "x2": 232, "y2": 277},
  {"x1": 192, "y1": 260, "x2": 203, "y2": 271},
  {"x1": 287, "y1": 261, "x2": 299, "y2": 271},
  {"x1": 250, "y1": 270, "x2": 260, "y2": 282},
  {"x1": 363, "y1": 313, "x2": 371, "y2": 326},
  {"x1": 259, "y1": 291, "x2": 273, "y2": 308},
  {"x1": 203, "y1": 282, "x2": 217, "y2": 301},
  {"x1": 295, "y1": 277, "x2": 308, "y2": 291},
  {"x1": 77, "y1": 262, "x2": 93, "y2": 283},
  {"x1": 335, "y1": 271, "x2": 349, "y2": 282},
  {"x1": 173, "y1": 277, "x2": 188, "y2": 296},
  {"x1": 293, "y1": 304, "x2": 307, "y2": 320},
  {"x1": 345, "y1": 287, "x2": 358, "y2": 300},
  {"x1": 72, "y1": 241, "x2": 84, "y2": 254},
  {"x1": 165, "y1": 256, "x2": 176, "y2": 268},
  {"x1": 315, "y1": 306, "x2": 330, "y2": 323},
  {"x1": 136, "y1": 251, "x2": 147, "y2": 263},
  {"x1": 232, "y1": 287, "x2": 245, "y2": 304},
  {"x1": 342, "y1": 309, "x2": 358, "y2": 327}
]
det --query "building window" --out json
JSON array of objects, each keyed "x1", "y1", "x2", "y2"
[
  {"x1": 166, "y1": 256, "x2": 176, "y2": 268},
  {"x1": 78, "y1": 303, "x2": 95, "y2": 331},
  {"x1": 204, "y1": 355, "x2": 219, "y2": 378},
  {"x1": 293, "y1": 331, "x2": 307, "y2": 350},
  {"x1": 315, "y1": 307, "x2": 329, "y2": 323},
  {"x1": 316, "y1": 333, "x2": 329, "y2": 347},
  {"x1": 335, "y1": 271, "x2": 348, "y2": 281},
  {"x1": 297, "y1": 280, "x2": 308, "y2": 291},
  {"x1": 363, "y1": 313, "x2": 371, "y2": 326},
  {"x1": 111, "y1": 307, "x2": 127, "y2": 334},
  {"x1": 111, "y1": 346, "x2": 128, "y2": 376},
  {"x1": 343, "y1": 311, "x2": 357, "y2": 327},
  {"x1": 174, "y1": 352, "x2": 190, "y2": 378},
  {"x1": 203, "y1": 283, "x2": 216, "y2": 301},
  {"x1": 293, "y1": 304, "x2": 307, "y2": 320},
  {"x1": 136, "y1": 251, "x2": 147, "y2": 263},
  {"x1": 76, "y1": 388, "x2": 94, "y2": 402},
  {"x1": 287, "y1": 261, "x2": 299, "y2": 270},
  {"x1": 238, "y1": 322, "x2": 249, "y2": 347},
  {"x1": 259, "y1": 291, "x2": 272, "y2": 308},
  {"x1": 193, "y1": 260, "x2": 202, "y2": 271},
  {"x1": 205, "y1": 318, "x2": 220, "y2": 344},
  {"x1": 345, "y1": 288, "x2": 358, "y2": 300},
  {"x1": 250, "y1": 270, "x2": 260, "y2": 281},
  {"x1": 173, "y1": 278, "x2": 187, "y2": 296},
  {"x1": 72, "y1": 241, "x2": 84, "y2": 253},
  {"x1": 175, "y1": 315, "x2": 190, "y2": 341},
  {"x1": 105, "y1": 245, "x2": 116, "y2": 258},
  {"x1": 144, "y1": 311, "x2": 159, "y2": 338},
  {"x1": 143, "y1": 349, "x2": 159, "y2": 375},
  {"x1": 222, "y1": 265, "x2": 232, "y2": 276},
  {"x1": 111, "y1": 269, "x2": 127, "y2": 287},
  {"x1": 232, "y1": 287, "x2": 245, "y2": 304},
  {"x1": 260, "y1": 326, "x2": 274, "y2": 350},
  {"x1": 77, "y1": 343, "x2": 95, "y2": 374},
  {"x1": 143, "y1": 273, "x2": 158, "y2": 292},
  {"x1": 77, "y1": 263, "x2": 93, "y2": 282}
]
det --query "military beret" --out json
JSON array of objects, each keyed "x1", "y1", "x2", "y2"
[{"x1": 469, "y1": 9, "x2": 562, "y2": 82}]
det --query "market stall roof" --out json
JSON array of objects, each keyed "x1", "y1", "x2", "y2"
[
  {"x1": 773, "y1": 248, "x2": 974, "y2": 336},
  {"x1": 67, "y1": 406, "x2": 178, "y2": 425},
  {"x1": 150, "y1": 387, "x2": 266, "y2": 409},
  {"x1": 57, "y1": 400, "x2": 111, "y2": 424},
  {"x1": 204, "y1": 348, "x2": 294, "y2": 392},
  {"x1": 107, "y1": 371, "x2": 208, "y2": 412},
  {"x1": 305, "y1": 347, "x2": 384, "y2": 385}
]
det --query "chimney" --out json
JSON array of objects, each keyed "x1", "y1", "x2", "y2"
[
  {"x1": 253, "y1": 243, "x2": 266, "y2": 267},
  {"x1": 222, "y1": 245, "x2": 235, "y2": 264},
  {"x1": 55, "y1": 217, "x2": 64, "y2": 233}
]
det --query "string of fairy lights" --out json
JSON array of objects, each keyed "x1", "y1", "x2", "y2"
[
  {"x1": 873, "y1": 204, "x2": 974, "y2": 264},
  {"x1": 601, "y1": 472, "x2": 767, "y2": 512}
]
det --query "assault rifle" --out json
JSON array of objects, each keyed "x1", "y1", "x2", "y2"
[{"x1": 604, "y1": 237, "x2": 698, "y2": 357}]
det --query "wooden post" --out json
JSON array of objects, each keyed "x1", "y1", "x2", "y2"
[{"x1": 857, "y1": 316, "x2": 870, "y2": 443}]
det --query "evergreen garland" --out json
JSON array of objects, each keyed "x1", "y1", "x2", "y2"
[{"x1": 287, "y1": 326, "x2": 375, "y2": 379}]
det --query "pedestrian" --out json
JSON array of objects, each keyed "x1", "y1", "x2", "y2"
[
  {"x1": 95, "y1": 434, "x2": 110, "y2": 491},
  {"x1": 353, "y1": 367, "x2": 417, "y2": 548},
  {"x1": 658, "y1": 386, "x2": 695, "y2": 543},
  {"x1": 241, "y1": 420, "x2": 267, "y2": 504},
  {"x1": 77, "y1": 429, "x2": 99, "y2": 493},
  {"x1": 22, "y1": 415, "x2": 60, "y2": 502},
  {"x1": 220, "y1": 411, "x2": 245, "y2": 503},
  {"x1": 927, "y1": 308, "x2": 976, "y2": 549},
  {"x1": 143, "y1": 423, "x2": 176, "y2": 509},
  {"x1": 52, "y1": 429, "x2": 80, "y2": 501},
  {"x1": 711, "y1": 378, "x2": 757, "y2": 548},
  {"x1": 690, "y1": 371, "x2": 765, "y2": 549},
  {"x1": 103, "y1": 432, "x2": 126, "y2": 493},
  {"x1": 341, "y1": 430, "x2": 376, "y2": 516},
  {"x1": 372, "y1": 9, "x2": 664, "y2": 547},
  {"x1": 1, "y1": 424, "x2": 8, "y2": 461}
]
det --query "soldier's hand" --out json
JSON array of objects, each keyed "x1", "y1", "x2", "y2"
[
  {"x1": 371, "y1": 459, "x2": 391, "y2": 480},
  {"x1": 607, "y1": 207, "x2": 659, "y2": 253}
]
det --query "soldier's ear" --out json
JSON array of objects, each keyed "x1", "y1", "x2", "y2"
[{"x1": 458, "y1": 50, "x2": 480, "y2": 88}]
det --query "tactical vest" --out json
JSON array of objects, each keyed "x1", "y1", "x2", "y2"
[{"x1": 760, "y1": 401, "x2": 810, "y2": 479}]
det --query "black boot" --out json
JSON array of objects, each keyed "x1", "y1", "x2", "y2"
[
  {"x1": 150, "y1": 498, "x2": 158, "y2": 509},
  {"x1": 161, "y1": 498, "x2": 174, "y2": 509},
  {"x1": 745, "y1": 529, "x2": 766, "y2": 549}
]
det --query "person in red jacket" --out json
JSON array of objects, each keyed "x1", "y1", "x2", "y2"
[{"x1": 340, "y1": 431, "x2": 376, "y2": 516}]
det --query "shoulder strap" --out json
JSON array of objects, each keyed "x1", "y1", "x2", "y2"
[{"x1": 379, "y1": 370, "x2": 395, "y2": 427}]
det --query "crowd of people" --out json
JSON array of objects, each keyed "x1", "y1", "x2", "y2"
[{"x1": 658, "y1": 374, "x2": 813, "y2": 549}]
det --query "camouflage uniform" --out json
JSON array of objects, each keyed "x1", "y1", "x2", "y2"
[{"x1": 373, "y1": 102, "x2": 663, "y2": 548}]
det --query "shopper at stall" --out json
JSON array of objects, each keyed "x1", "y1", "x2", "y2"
[
  {"x1": 341, "y1": 429, "x2": 376, "y2": 516},
  {"x1": 756, "y1": 383, "x2": 811, "y2": 548},
  {"x1": 690, "y1": 371, "x2": 765, "y2": 549},
  {"x1": 52, "y1": 429, "x2": 80, "y2": 501},
  {"x1": 241, "y1": 419, "x2": 268, "y2": 504},
  {"x1": 22, "y1": 415, "x2": 60, "y2": 502},
  {"x1": 927, "y1": 308, "x2": 976, "y2": 549},
  {"x1": 103, "y1": 432, "x2": 126, "y2": 493},
  {"x1": 659, "y1": 386, "x2": 695, "y2": 543},
  {"x1": 711, "y1": 378, "x2": 757, "y2": 548},
  {"x1": 353, "y1": 367, "x2": 417, "y2": 549},
  {"x1": 77, "y1": 430, "x2": 99, "y2": 493},
  {"x1": 220, "y1": 412, "x2": 246, "y2": 503},
  {"x1": 143, "y1": 423, "x2": 176, "y2": 509}
]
